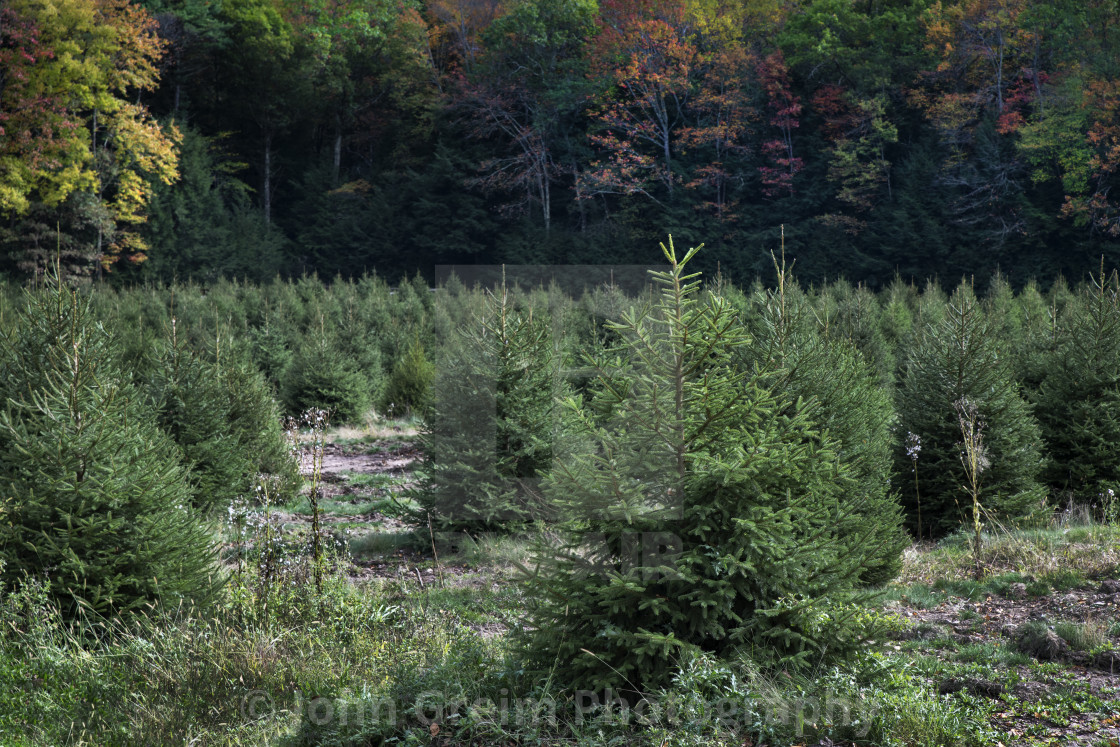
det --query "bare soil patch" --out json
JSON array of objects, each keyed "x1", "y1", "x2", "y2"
[{"x1": 889, "y1": 585, "x2": 1120, "y2": 746}]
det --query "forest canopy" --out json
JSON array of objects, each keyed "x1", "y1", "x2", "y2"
[{"x1": 3, "y1": 0, "x2": 1120, "y2": 287}]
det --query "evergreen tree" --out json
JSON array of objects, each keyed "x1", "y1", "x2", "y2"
[
  {"x1": 282, "y1": 330, "x2": 377, "y2": 423},
  {"x1": 147, "y1": 331, "x2": 300, "y2": 512},
  {"x1": 221, "y1": 348, "x2": 300, "y2": 495},
  {"x1": 816, "y1": 279, "x2": 895, "y2": 387},
  {"x1": 1034, "y1": 270, "x2": 1120, "y2": 504},
  {"x1": 0, "y1": 283, "x2": 218, "y2": 619},
  {"x1": 895, "y1": 283, "x2": 1047, "y2": 537},
  {"x1": 147, "y1": 327, "x2": 251, "y2": 513},
  {"x1": 382, "y1": 338, "x2": 435, "y2": 417},
  {"x1": 1011, "y1": 280, "x2": 1060, "y2": 396},
  {"x1": 740, "y1": 269, "x2": 907, "y2": 587},
  {"x1": 518, "y1": 242, "x2": 886, "y2": 694},
  {"x1": 412, "y1": 283, "x2": 559, "y2": 532}
]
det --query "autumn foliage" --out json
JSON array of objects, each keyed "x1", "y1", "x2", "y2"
[{"x1": 3, "y1": 0, "x2": 1120, "y2": 282}]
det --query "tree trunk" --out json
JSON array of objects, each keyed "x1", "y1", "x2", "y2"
[
  {"x1": 662, "y1": 131, "x2": 673, "y2": 195},
  {"x1": 263, "y1": 133, "x2": 272, "y2": 225},
  {"x1": 573, "y1": 162, "x2": 587, "y2": 233},
  {"x1": 333, "y1": 114, "x2": 342, "y2": 187}
]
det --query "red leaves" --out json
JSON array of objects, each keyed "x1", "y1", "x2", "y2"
[
  {"x1": 756, "y1": 51, "x2": 802, "y2": 198},
  {"x1": 0, "y1": 5, "x2": 81, "y2": 212},
  {"x1": 582, "y1": 0, "x2": 695, "y2": 201},
  {"x1": 996, "y1": 69, "x2": 1046, "y2": 135}
]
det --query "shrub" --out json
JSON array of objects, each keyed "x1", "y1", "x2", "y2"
[
  {"x1": 517, "y1": 242, "x2": 887, "y2": 694},
  {"x1": 0, "y1": 284, "x2": 219, "y2": 619},
  {"x1": 816, "y1": 279, "x2": 895, "y2": 387}
]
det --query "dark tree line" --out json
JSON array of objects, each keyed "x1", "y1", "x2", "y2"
[{"x1": 4, "y1": 0, "x2": 1120, "y2": 287}]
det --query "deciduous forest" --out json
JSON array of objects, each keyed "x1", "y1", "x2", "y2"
[{"x1": 5, "y1": 0, "x2": 1120, "y2": 286}]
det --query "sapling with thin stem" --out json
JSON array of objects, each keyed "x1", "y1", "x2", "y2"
[
  {"x1": 906, "y1": 432, "x2": 923, "y2": 540},
  {"x1": 287, "y1": 408, "x2": 331, "y2": 605},
  {"x1": 955, "y1": 398, "x2": 989, "y2": 579}
]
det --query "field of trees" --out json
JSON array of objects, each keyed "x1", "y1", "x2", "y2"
[
  {"x1": 5, "y1": 0, "x2": 1120, "y2": 287},
  {"x1": 5, "y1": 0, "x2": 1120, "y2": 743},
  {"x1": 1, "y1": 243, "x2": 1120, "y2": 746}
]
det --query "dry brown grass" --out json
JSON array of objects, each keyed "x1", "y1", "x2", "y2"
[
  {"x1": 293, "y1": 411, "x2": 420, "y2": 444},
  {"x1": 896, "y1": 523, "x2": 1120, "y2": 585}
]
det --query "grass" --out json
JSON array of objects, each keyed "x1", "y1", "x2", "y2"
[
  {"x1": 324, "y1": 413, "x2": 421, "y2": 444},
  {"x1": 8, "y1": 424, "x2": 1120, "y2": 747},
  {"x1": 896, "y1": 522, "x2": 1120, "y2": 586},
  {"x1": 1054, "y1": 620, "x2": 1111, "y2": 652},
  {"x1": 340, "y1": 470, "x2": 412, "y2": 492},
  {"x1": 349, "y1": 529, "x2": 419, "y2": 558}
]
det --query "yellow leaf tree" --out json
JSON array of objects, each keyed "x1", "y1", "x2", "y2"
[{"x1": 0, "y1": 0, "x2": 179, "y2": 275}]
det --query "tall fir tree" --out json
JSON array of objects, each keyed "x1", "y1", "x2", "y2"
[
  {"x1": 895, "y1": 282, "x2": 1047, "y2": 537},
  {"x1": 738, "y1": 266, "x2": 907, "y2": 586},
  {"x1": 282, "y1": 329, "x2": 379, "y2": 423},
  {"x1": 146, "y1": 328, "x2": 298, "y2": 512},
  {"x1": 0, "y1": 282, "x2": 219, "y2": 619},
  {"x1": 1033, "y1": 269, "x2": 1120, "y2": 504},
  {"x1": 517, "y1": 242, "x2": 887, "y2": 694},
  {"x1": 412, "y1": 281, "x2": 560, "y2": 532},
  {"x1": 147, "y1": 325, "x2": 250, "y2": 513}
]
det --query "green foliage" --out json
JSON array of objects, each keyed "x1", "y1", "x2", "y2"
[
  {"x1": 142, "y1": 126, "x2": 287, "y2": 283},
  {"x1": 8, "y1": 0, "x2": 1120, "y2": 283},
  {"x1": 222, "y1": 351, "x2": 300, "y2": 490},
  {"x1": 518, "y1": 242, "x2": 887, "y2": 694},
  {"x1": 412, "y1": 284, "x2": 559, "y2": 532},
  {"x1": 739, "y1": 272, "x2": 907, "y2": 587},
  {"x1": 143, "y1": 321, "x2": 298, "y2": 513},
  {"x1": 895, "y1": 282, "x2": 1047, "y2": 537},
  {"x1": 1009, "y1": 280, "x2": 1060, "y2": 392},
  {"x1": 1033, "y1": 269, "x2": 1120, "y2": 504},
  {"x1": 0, "y1": 283, "x2": 219, "y2": 620},
  {"x1": 382, "y1": 337, "x2": 435, "y2": 417},
  {"x1": 147, "y1": 331, "x2": 253, "y2": 513},
  {"x1": 282, "y1": 330, "x2": 381, "y2": 424}
]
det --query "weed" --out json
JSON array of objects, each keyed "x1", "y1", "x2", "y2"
[
  {"x1": 1054, "y1": 620, "x2": 1110, "y2": 652},
  {"x1": 955, "y1": 398, "x2": 989, "y2": 579}
]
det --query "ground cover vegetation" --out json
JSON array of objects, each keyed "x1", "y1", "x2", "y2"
[
  {"x1": 2, "y1": 248, "x2": 1120, "y2": 746},
  {"x1": 7, "y1": 0, "x2": 1120, "y2": 287}
]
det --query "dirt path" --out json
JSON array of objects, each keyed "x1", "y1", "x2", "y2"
[
  {"x1": 888, "y1": 586, "x2": 1120, "y2": 746},
  {"x1": 316, "y1": 442, "x2": 421, "y2": 477},
  {"x1": 295, "y1": 440, "x2": 494, "y2": 590}
]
